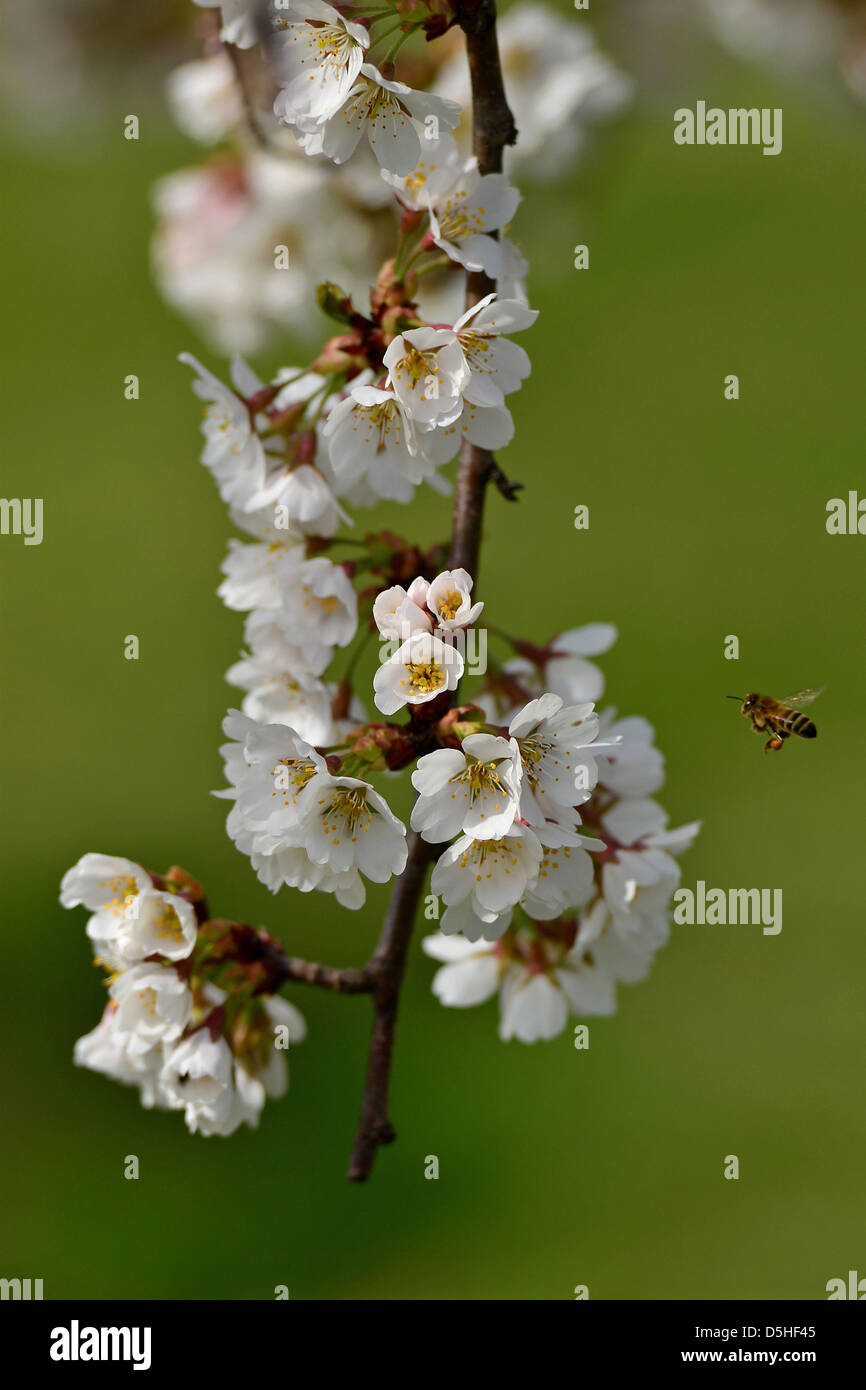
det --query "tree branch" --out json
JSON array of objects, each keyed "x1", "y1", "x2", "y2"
[
  {"x1": 272, "y1": 956, "x2": 374, "y2": 994},
  {"x1": 257, "y1": 2, "x2": 518, "y2": 1181},
  {"x1": 346, "y1": 831, "x2": 436, "y2": 1180},
  {"x1": 343, "y1": 1, "x2": 518, "y2": 1181}
]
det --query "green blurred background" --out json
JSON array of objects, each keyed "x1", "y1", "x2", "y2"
[{"x1": 1, "y1": 2, "x2": 864, "y2": 1300}]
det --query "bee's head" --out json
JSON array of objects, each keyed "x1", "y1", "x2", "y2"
[{"x1": 742, "y1": 693, "x2": 758, "y2": 712}]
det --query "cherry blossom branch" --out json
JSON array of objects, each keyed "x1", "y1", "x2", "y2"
[
  {"x1": 226, "y1": 0, "x2": 519, "y2": 1182},
  {"x1": 343, "y1": 0, "x2": 518, "y2": 1181}
]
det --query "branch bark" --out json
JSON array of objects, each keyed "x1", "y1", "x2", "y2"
[
  {"x1": 346, "y1": 831, "x2": 436, "y2": 1180},
  {"x1": 449, "y1": 0, "x2": 518, "y2": 576},
  {"x1": 273, "y1": 956, "x2": 373, "y2": 994}
]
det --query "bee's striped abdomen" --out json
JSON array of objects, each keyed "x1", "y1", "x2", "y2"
[{"x1": 776, "y1": 708, "x2": 817, "y2": 739}]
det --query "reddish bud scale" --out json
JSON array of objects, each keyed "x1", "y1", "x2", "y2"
[
  {"x1": 423, "y1": 13, "x2": 454, "y2": 41},
  {"x1": 293, "y1": 430, "x2": 317, "y2": 466},
  {"x1": 150, "y1": 867, "x2": 209, "y2": 925},
  {"x1": 245, "y1": 382, "x2": 284, "y2": 414},
  {"x1": 330, "y1": 681, "x2": 353, "y2": 723},
  {"x1": 512, "y1": 638, "x2": 549, "y2": 666},
  {"x1": 266, "y1": 400, "x2": 306, "y2": 434},
  {"x1": 536, "y1": 917, "x2": 580, "y2": 951},
  {"x1": 202, "y1": 1005, "x2": 227, "y2": 1042},
  {"x1": 433, "y1": 703, "x2": 487, "y2": 746}
]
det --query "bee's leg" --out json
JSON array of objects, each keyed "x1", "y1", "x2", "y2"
[{"x1": 764, "y1": 732, "x2": 786, "y2": 753}]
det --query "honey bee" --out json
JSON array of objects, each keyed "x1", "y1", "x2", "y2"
[{"x1": 727, "y1": 688, "x2": 825, "y2": 753}]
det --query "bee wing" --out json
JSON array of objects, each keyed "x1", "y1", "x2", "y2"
[{"x1": 777, "y1": 685, "x2": 825, "y2": 709}]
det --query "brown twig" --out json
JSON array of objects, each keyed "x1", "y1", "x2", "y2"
[
  {"x1": 272, "y1": 956, "x2": 374, "y2": 994},
  {"x1": 346, "y1": 832, "x2": 436, "y2": 1180},
  {"x1": 487, "y1": 456, "x2": 523, "y2": 501}
]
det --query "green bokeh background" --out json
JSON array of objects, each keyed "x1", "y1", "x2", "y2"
[{"x1": 2, "y1": 10, "x2": 864, "y2": 1300}]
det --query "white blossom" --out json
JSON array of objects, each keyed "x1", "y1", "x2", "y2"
[
  {"x1": 156, "y1": 153, "x2": 379, "y2": 354},
  {"x1": 179, "y1": 352, "x2": 266, "y2": 509},
  {"x1": 383, "y1": 326, "x2": 470, "y2": 427},
  {"x1": 273, "y1": 555, "x2": 358, "y2": 652},
  {"x1": 217, "y1": 535, "x2": 306, "y2": 611},
  {"x1": 60, "y1": 854, "x2": 197, "y2": 965},
  {"x1": 519, "y1": 823, "x2": 595, "y2": 920},
  {"x1": 108, "y1": 964, "x2": 193, "y2": 1061},
  {"x1": 373, "y1": 630, "x2": 464, "y2": 715},
  {"x1": 290, "y1": 64, "x2": 461, "y2": 176},
  {"x1": 250, "y1": 839, "x2": 367, "y2": 908},
  {"x1": 410, "y1": 733, "x2": 522, "y2": 843},
  {"x1": 161, "y1": 1030, "x2": 235, "y2": 1134},
  {"x1": 272, "y1": 1, "x2": 370, "y2": 126},
  {"x1": 420, "y1": 399, "x2": 516, "y2": 465},
  {"x1": 425, "y1": 568, "x2": 483, "y2": 632},
  {"x1": 226, "y1": 652, "x2": 362, "y2": 745},
  {"x1": 499, "y1": 949, "x2": 616, "y2": 1042},
  {"x1": 372, "y1": 581, "x2": 433, "y2": 640},
  {"x1": 431, "y1": 824, "x2": 543, "y2": 941},
  {"x1": 508, "y1": 693, "x2": 602, "y2": 826},
  {"x1": 218, "y1": 709, "x2": 328, "y2": 838},
  {"x1": 299, "y1": 772, "x2": 408, "y2": 881},
  {"x1": 74, "y1": 1005, "x2": 164, "y2": 1091},
  {"x1": 453, "y1": 294, "x2": 538, "y2": 408},
  {"x1": 483, "y1": 622, "x2": 618, "y2": 722},
  {"x1": 381, "y1": 131, "x2": 463, "y2": 209},
  {"x1": 247, "y1": 460, "x2": 347, "y2": 536},
  {"x1": 422, "y1": 928, "x2": 618, "y2": 1043},
  {"x1": 60, "y1": 853, "x2": 152, "y2": 933},
  {"x1": 596, "y1": 714, "x2": 666, "y2": 798},
  {"x1": 426, "y1": 166, "x2": 521, "y2": 278},
  {"x1": 112, "y1": 889, "x2": 199, "y2": 964},
  {"x1": 322, "y1": 385, "x2": 439, "y2": 502},
  {"x1": 422, "y1": 933, "x2": 503, "y2": 1007}
]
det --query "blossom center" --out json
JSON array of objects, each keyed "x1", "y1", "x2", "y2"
[
  {"x1": 402, "y1": 659, "x2": 445, "y2": 697},
  {"x1": 518, "y1": 734, "x2": 552, "y2": 789},
  {"x1": 321, "y1": 788, "x2": 373, "y2": 840},
  {"x1": 154, "y1": 903, "x2": 185, "y2": 945},
  {"x1": 100, "y1": 874, "x2": 140, "y2": 915},
  {"x1": 452, "y1": 759, "x2": 507, "y2": 804},
  {"x1": 436, "y1": 588, "x2": 463, "y2": 621}
]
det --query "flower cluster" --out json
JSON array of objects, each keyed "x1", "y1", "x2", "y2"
[
  {"x1": 149, "y1": 1, "x2": 629, "y2": 353},
  {"x1": 61, "y1": 1, "x2": 699, "y2": 1158},
  {"x1": 422, "y1": 636, "x2": 700, "y2": 1043},
  {"x1": 372, "y1": 567, "x2": 482, "y2": 714},
  {"x1": 62, "y1": 855, "x2": 304, "y2": 1135},
  {"x1": 219, "y1": 709, "x2": 408, "y2": 906},
  {"x1": 178, "y1": 219, "x2": 537, "y2": 807}
]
